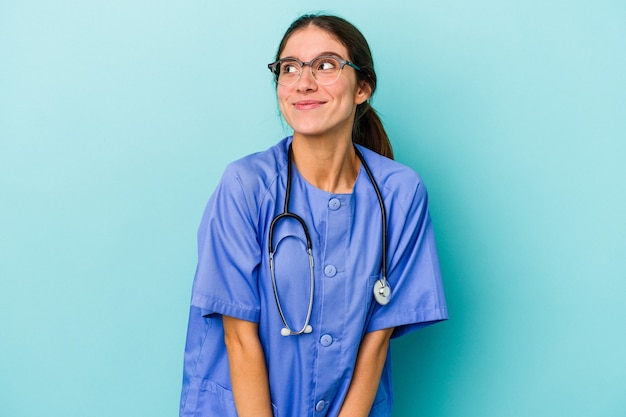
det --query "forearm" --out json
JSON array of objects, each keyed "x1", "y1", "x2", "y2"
[
  {"x1": 223, "y1": 316, "x2": 274, "y2": 417},
  {"x1": 338, "y1": 327, "x2": 394, "y2": 417}
]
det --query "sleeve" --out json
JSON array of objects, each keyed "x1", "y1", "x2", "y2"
[
  {"x1": 366, "y1": 178, "x2": 448, "y2": 338},
  {"x1": 190, "y1": 164, "x2": 262, "y2": 322}
]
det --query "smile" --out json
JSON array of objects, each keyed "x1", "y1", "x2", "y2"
[{"x1": 293, "y1": 100, "x2": 326, "y2": 110}]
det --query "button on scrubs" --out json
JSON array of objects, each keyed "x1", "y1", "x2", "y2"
[{"x1": 180, "y1": 137, "x2": 448, "y2": 417}]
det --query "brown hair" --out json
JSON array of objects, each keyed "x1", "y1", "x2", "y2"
[{"x1": 275, "y1": 14, "x2": 394, "y2": 159}]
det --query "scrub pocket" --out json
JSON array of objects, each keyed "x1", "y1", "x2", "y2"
[
  {"x1": 196, "y1": 379, "x2": 279, "y2": 417},
  {"x1": 195, "y1": 380, "x2": 237, "y2": 417}
]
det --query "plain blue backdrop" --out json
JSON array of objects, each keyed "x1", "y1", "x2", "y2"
[{"x1": 1, "y1": 1, "x2": 625, "y2": 416}]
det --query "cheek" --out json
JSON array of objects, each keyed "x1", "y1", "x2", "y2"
[
  {"x1": 276, "y1": 88, "x2": 291, "y2": 116},
  {"x1": 329, "y1": 81, "x2": 358, "y2": 105},
  {"x1": 276, "y1": 86, "x2": 287, "y2": 101}
]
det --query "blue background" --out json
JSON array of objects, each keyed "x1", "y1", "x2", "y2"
[{"x1": 1, "y1": 1, "x2": 625, "y2": 416}]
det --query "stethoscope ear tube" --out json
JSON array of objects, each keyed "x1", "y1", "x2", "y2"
[{"x1": 269, "y1": 245, "x2": 315, "y2": 336}]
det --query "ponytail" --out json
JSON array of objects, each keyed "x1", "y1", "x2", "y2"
[{"x1": 353, "y1": 102, "x2": 394, "y2": 160}]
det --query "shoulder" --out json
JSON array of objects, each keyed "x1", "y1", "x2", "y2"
[
  {"x1": 210, "y1": 137, "x2": 289, "y2": 222},
  {"x1": 357, "y1": 145, "x2": 426, "y2": 201},
  {"x1": 199, "y1": 138, "x2": 289, "y2": 232},
  {"x1": 221, "y1": 137, "x2": 289, "y2": 194}
]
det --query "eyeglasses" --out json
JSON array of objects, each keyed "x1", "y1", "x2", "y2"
[{"x1": 267, "y1": 55, "x2": 361, "y2": 87}]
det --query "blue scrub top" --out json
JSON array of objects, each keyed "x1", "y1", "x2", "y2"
[{"x1": 180, "y1": 137, "x2": 448, "y2": 417}]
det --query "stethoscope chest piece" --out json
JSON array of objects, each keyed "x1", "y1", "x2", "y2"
[{"x1": 373, "y1": 279, "x2": 392, "y2": 306}]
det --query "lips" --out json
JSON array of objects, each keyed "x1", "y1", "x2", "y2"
[{"x1": 293, "y1": 99, "x2": 326, "y2": 110}]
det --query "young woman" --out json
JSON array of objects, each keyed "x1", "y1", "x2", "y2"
[{"x1": 180, "y1": 14, "x2": 448, "y2": 417}]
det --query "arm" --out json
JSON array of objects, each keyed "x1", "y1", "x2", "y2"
[
  {"x1": 338, "y1": 327, "x2": 394, "y2": 417},
  {"x1": 222, "y1": 315, "x2": 274, "y2": 417}
]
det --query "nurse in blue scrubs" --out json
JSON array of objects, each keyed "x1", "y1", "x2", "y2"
[{"x1": 180, "y1": 14, "x2": 448, "y2": 417}]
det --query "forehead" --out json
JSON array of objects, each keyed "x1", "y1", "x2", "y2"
[{"x1": 280, "y1": 26, "x2": 349, "y2": 60}]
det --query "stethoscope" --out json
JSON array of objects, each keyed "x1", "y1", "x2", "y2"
[{"x1": 268, "y1": 143, "x2": 391, "y2": 337}]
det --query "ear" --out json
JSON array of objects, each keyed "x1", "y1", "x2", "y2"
[{"x1": 354, "y1": 80, "x2": 372, "y2": 105}]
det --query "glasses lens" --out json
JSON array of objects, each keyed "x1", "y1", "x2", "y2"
[
  {"x1": 311, "y1": 56, "x2": 341, "y2": 85},
  {"x1": 276, "y1": 59, "x2": 302, "y2": 86}
]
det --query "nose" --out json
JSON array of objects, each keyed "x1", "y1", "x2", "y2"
[{"x1": 295, "y1": 64, "x2": 317, "y2": 91}]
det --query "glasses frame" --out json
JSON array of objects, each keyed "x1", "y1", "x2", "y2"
[{"x1": 267, "y1": 54, "x2": 362, "y2": 86}]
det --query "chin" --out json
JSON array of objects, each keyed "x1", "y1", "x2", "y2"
[
  {"x1": 288, "y1": 122, "x2": 327, "y2": 137},
  {"x1": 292, "y1": 130, "x2": 326, "y2": 139},
  {"x1": 289, "y1": 119, "x2": 350, "y2": 137}
]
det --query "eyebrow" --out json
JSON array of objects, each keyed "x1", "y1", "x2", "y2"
[{"x1": 279, "y1": 51, "x2": 347, "y2": 61}]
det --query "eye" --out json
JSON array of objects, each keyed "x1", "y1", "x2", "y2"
[
  {"x1": 315, "y1": 58, "x2": 338, "y2": 71},
  {"x1": 280, "y1": 61, "x2": 300, "y2": 74}
]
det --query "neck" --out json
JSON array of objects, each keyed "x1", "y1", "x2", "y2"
[{"x1": 291, "y1": 133, "x2": 360, "y2": 194}]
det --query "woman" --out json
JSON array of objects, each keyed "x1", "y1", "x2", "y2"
[{"x1": 180, "y1": 14, "x2": 448, "y2": 417}]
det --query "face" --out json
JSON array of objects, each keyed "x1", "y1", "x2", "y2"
[{"x1": 276, "y1": 26, "x2": 371, "y2": 140}]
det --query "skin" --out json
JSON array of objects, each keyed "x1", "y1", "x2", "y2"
[
  {"x1": 277, "y1": 25, "x2": 371, "y2": 194},
  {"x1": 223, "y1": 25, "x2": 394, "y2": 417},
  {"x1": 223, "y1": 317, "x2": 273, "y2": 417}
]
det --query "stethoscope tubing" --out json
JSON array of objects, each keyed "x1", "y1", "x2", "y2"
[
  {"x1": 268, "y1": 145, "x2": 315, "y2": 335},
  {"x1": 268, "y1": 143, "x2": 389, "y2": 336},
  {"x1": 354, "y1": 146, "x2": 388, "y2": 287}
]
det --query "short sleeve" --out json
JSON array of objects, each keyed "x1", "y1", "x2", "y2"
[
  {"x1": 190, "y1": 164, "x2": 262, "y2": 322},
  {"x1": 366, "y1": 178, "x2": 448, "y2": 337}
]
